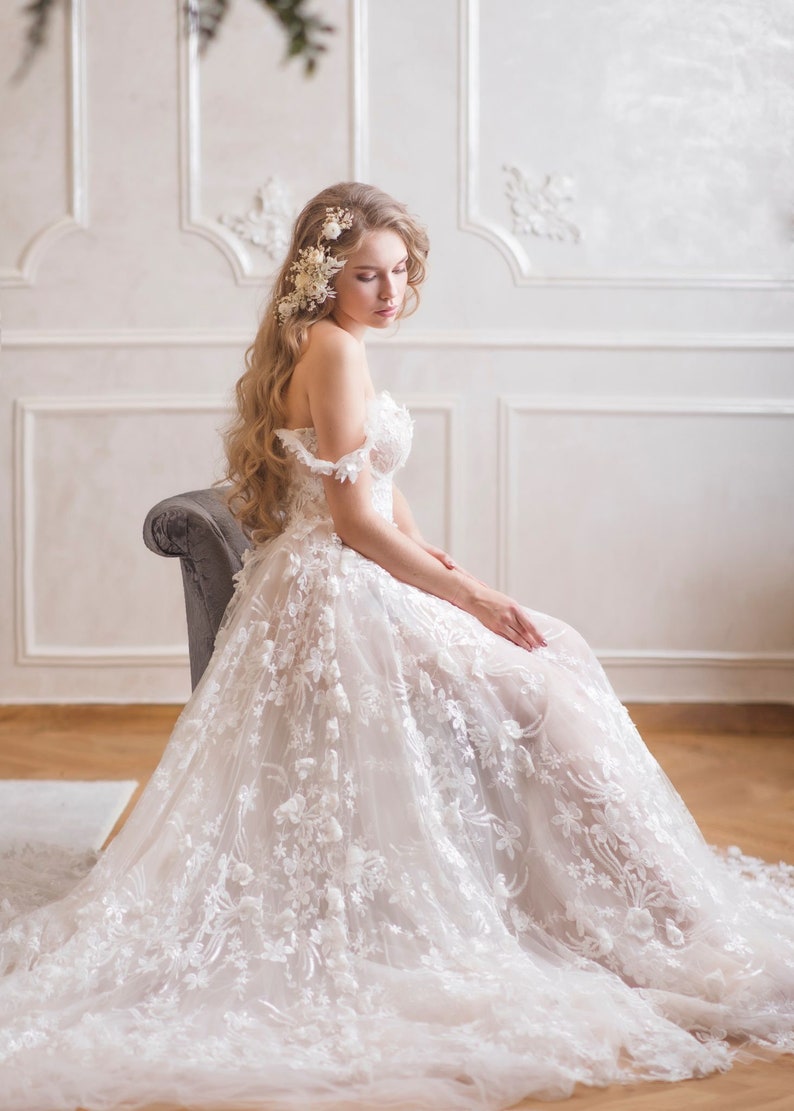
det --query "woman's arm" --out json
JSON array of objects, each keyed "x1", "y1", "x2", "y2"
[
  {"x1": 392, "y1": 486, "x2": 459, "y2": 571},
  {"x1": 391, "y1": 486, "x2": 422, "y2": 542},
  {"x1": 301, "y1": 331, "x2": 546, "y2": 651}
]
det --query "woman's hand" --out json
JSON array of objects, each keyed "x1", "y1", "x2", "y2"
[
  {"x1": 420, "y1": 541, "x2": 457, "y2": 570},
  {"x1": 455, "y1": 581, "x2": 547, "y2": 652},
  {"x1": 417, "y1": 542, "x2": 545, "y2": 652}
]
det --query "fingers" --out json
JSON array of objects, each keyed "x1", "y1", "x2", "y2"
[
  {"x1": 508, "y1": 626, "x2": 543, "y2": 652},
  {"x1": 506, "y1": 607, "x2": 547, "y2": 652},
  {"x1": 470, "y1": 590, "x2": 547, "y2": 653},
  {"x1": 426, "y1": 544, "x2": 457, "y2": 570}
]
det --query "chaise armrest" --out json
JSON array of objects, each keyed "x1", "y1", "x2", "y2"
[{"x1": 143, "y1": 487, "x2": 250, "y2": 689}]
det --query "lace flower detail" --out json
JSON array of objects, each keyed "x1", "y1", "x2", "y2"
[
  {"x1": 625, "y1": 906, "x2": 655, "y2": 941},
  {"x1": 276, "y1": 207, "x2": 354, "y2": 324}
]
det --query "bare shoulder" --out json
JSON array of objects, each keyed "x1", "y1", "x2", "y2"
[
  {"x1": 300, "y1": 321, "x2": 367, "y2": 399},
  {"x1": 303, "y1": 319, "x2": 363, "y2": 366}
]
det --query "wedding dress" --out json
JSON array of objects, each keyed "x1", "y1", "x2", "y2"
[{"x1": 1, "y1": 391, "x2": 793, "y2": 1111}]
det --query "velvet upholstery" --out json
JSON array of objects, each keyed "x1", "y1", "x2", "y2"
[{"x1": 143, "y1": 488, "x2": 250, "y2": 689}]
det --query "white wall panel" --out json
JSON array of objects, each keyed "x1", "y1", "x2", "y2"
[
  {"x1": 180, "y1": 0, "x2": 359, "y2": 283},
  {"x1": 15, "y1": 397, "x2": 228, "y2": 665},
  {"x1": 466, "y1": 0, "x2": 794, "y2": 285},
  {"x1": 499, "y1": 397, "x2": 794, "y2": 697},
  {"x1": 0, "y1": 0, "x2": 86, "y2": 285},
  {"x1": 1, "y1": 0, "x2": 792, "y2": 703},
  {"x1": 395, "y1": 397, "x2": 461, "y2": 555}
]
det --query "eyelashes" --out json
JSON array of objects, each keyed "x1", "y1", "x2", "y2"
[{"x1": 357, "y1": 267, "x2": 407, "y2": 284}]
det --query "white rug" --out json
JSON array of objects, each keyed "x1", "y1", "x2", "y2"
[{"x1": 0, "y1": 779, "x2": 138, "y2": 853}]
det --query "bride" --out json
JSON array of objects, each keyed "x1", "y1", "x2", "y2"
[{"x1": 1, "y1": 182, "x2": 792, "y2": 1110}]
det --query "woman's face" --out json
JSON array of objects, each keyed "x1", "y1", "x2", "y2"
[{"x1": 331, "y1": 229, "x2": 409, "y2": 338}]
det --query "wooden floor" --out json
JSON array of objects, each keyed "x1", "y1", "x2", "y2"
[{"x1": 0, "y1": 702, "x2": 792, "y2": 1111}]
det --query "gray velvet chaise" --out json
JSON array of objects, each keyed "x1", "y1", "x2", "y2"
[{"x1": 143, "y1": 488, "x2": 250, "y2": 689}]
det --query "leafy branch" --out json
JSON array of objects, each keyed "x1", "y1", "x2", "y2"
[
  {"x1": 13, "y1": 0, "x2": 54, "y2": 82},
  {"x1": 190, "y1": 1, "x2": 334, "y2": 74},
  {"x1": 13, "y1": 0, "x2": 334, "y2": 82}
]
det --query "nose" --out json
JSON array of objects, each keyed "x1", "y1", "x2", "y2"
[{"x1": 380, "y1": 275, "x2": 398, "y2": 301}]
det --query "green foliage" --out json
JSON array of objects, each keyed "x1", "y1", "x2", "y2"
[
  {"x1": 194, "y1": 1, "x2": 335, "y2": 75},
  {"x1": 13, "y1": 0, "x2": 334, "y2": 82},
  {"x1": 13, "y1": 0, "x2": 57, "y2": 81}
]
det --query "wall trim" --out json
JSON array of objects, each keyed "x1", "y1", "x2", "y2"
[
  {"x1": 12, "y1": 391, "x2": 451, "y2": 669},
  {"x1": 603, "y1": 651, "x2": 794, "y2": 703},
  {"x1": 5, "y1": 328, "x2": 794, "y2": 351},
  {"x1": 399, "y1": 394, "x2": 461, "y2": 554},
  {"x1": 177, "y1": 0, "x2": 366, "y2": 285},
  {"x1": 14, "y1": 394, "x2": 228, "y2": 667},
  {"x1": 1, "y1": 0, "x2": 88, "y2": 287},
  {"x1": 350, "y1": 0, "x2": 369, "y2": 180},
  {"x1": 3, "y1": 329, "x2": 249, "y2": 348},
  {"x1": 499, "y1": 396, "x2": 794, "y2": 419},
  {"x1": 177, "y1": 0, "x2": 255, "y2": 284},
  {"x1": 598, "y1": 650, "x2": 794, "y2": 669},
  {"x1": 458, "y1": 0, "x2": 794, "y2": 290},
  {"x1": 497, "y1": 395, "x2": 794, "y2": 664},
  {"x1": 600, "y1": 656, "x2": 794, "y2": 704}
]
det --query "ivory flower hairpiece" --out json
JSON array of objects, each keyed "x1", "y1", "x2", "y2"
[{"x1": 276, "y1": 206, "x2": 354, "y2": 324}]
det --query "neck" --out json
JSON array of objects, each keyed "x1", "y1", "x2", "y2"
[{"x1": 330, "y1": 310, "x2": 368, "y2": 341}]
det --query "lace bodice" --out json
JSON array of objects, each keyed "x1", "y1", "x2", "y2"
[{"x1": 275, "y1": 392, "x2": 413, "y2": 526}]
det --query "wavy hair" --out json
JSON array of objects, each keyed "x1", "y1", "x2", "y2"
[{"x1": 224, "y1": 182, "x2": 429, "y2": 544}]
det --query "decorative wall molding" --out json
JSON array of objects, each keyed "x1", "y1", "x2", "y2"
[
  {"x1": 496, "y1": 395, "x2": 794, "y2": 663},
  {"x1": 3, "y1": 329, "x2": 251, "y2": 348},
  {"x1": 5, "y1": 328, "x2": 794, "y2": 351},
  {"x1": 218, "y1": 177, "x2": 294, "y2": 259},
  {"x1": 1, "y1": 0, "x2": 88, "y2": 287},
  {"x1": 350, "y1": 0, "x2": 369, "y2": 180},
  {"x1": 177, "y1": 0, "x2": 254, "y2": 284},
  {"x1": 399, "y1": 394, "x2": 461, "y2": 554},
  {"x1": 458, "y1": 0, "x2": 794, "y2": 290},
  {"x1": 177, "y1": 0, "x2": 368, "y2": 284},
  {"x1": 12, "y1": 390, "x2": 457, "y2": 669},
  {"x1": 499, "y1": 396, "x2": 794, "y2": 419},
  {"x1": 599, "y1": 650, "x2": 794, "y2": 668},
  {"x1": 375, "y1": 331, "x2": 794, "y2": 351},
  {"x1": 504, "y1": 164, "x2": 582, "y2": 246},
  {"x1": 14, "y1": 395, "x2": 228, "y2": 667},
  {"x1": 600, "y1": 653, "x2": 794, "y2": 704}
]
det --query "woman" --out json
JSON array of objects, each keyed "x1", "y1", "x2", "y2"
[{"x1": 0, "y1": 182, "x2": 792, "y2": 1110}]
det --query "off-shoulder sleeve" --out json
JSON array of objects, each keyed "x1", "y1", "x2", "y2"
[{"x1": 275, "y1": 429, "x2": 374, "y2": 484}]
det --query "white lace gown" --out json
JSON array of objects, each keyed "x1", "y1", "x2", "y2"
[{"x1": 1, "y1": 392, "x2": 793, "y2": 1111}]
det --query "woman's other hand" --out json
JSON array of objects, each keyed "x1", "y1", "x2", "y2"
[
  {"x1": 420, "y1": 542, "x2": 457, "y2": 570},
  {"x1": 455, "y1": 581, "x2": 547, "y2": 652}
]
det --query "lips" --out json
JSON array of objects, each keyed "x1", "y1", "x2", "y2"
[{"x1": 375, "y1": 306, "x2": 398, "y2": 318}]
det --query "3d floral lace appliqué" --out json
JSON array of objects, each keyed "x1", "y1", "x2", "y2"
[{"x1": 0, "y1": 390, "x2": 792, "y2": 1111}]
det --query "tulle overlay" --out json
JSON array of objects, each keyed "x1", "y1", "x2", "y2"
[{"x1": 1, "y1": 393, "x2": 793, "y2": 1110}]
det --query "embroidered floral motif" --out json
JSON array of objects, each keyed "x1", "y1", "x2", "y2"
[{"x1": 0, "y1": 392, "x2": 791, "y2": 1109}]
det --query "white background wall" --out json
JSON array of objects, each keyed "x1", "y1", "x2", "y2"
[{"x1": 1, "y1": 0, "x2": 792, "y2": 704}]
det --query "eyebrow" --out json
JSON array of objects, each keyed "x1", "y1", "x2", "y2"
[{"x1": 352, "y1": 255, "x2": 409, "y2": 270}]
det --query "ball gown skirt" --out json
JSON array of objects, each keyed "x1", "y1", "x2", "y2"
[{"x1": 0, "y1": 392, "x2": 792, "y2": 1110}]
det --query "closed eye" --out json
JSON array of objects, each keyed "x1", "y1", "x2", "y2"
[
  {"x1": 353, "y1": 256, "x2": 409, "y2": 282},
  {"x1": 356, "y1": 266, "x2": 407, "y2": 283}
]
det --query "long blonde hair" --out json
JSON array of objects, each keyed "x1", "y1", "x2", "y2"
[{"x1": 224, "y1": 182, "x2": 429, "y2": 544}]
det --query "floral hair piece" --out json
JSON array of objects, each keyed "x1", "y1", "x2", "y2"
[{"x1": 276, "y1": 207, "x2": 354, "y2": 324}]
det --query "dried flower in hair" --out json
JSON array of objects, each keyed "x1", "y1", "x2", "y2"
[{"x1": 277, "y1": 207, "x2": 354, "y2": 324}]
